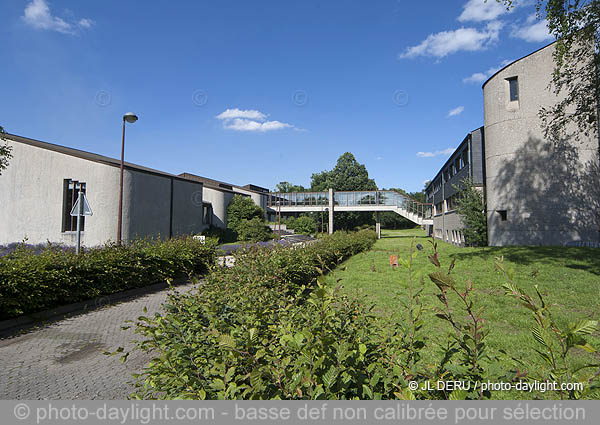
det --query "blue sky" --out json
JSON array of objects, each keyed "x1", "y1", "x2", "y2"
[{"x1": 1, "y1": 0, "x2": 553, "y2": 192}]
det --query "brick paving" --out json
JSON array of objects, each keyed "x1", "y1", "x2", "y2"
[{"x1": 0, "y1": 282, "x2": 198, "y2": 399}]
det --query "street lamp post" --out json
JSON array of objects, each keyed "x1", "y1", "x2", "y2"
[{"x1": 117, "y1": 112, "x2": 138, "y2": 245}]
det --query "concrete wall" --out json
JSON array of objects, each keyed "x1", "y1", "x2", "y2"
[
  {"x1": 0, "y1": 139, "x2": 206, "y2": 246},
  {"x1": 0, "y1": 140, "x2": 120, "y2": 246},
  {"x1": 171, "y1": 179, "x2": 205, "y2": 237},
  {"x1": 483, "y1": 43, "x2": 599, "y2": 246},
  {"x1": 202, "y1": 186, "x2": 235, "y2": 229},
  {"x1": 122, "y1": 171, "x2": 204, "y2": 242}
]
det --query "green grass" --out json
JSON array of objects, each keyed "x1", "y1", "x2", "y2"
[{"x1": 322, "y1": 228, "x2": 600, "y2": 399}]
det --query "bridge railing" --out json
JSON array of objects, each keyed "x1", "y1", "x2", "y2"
[{"x1": 268, "y1": 190, "x2": 433, "y2": 220}]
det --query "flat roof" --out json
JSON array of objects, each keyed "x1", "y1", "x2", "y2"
[{"x1": 4, "y1": 133, "x2": 201, "y2": 184}]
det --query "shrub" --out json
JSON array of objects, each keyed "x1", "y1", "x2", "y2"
[
  {"x1": 454, "y1": 178, "x2": 488, "y2": 246},
  {"x1": 201, "y1": 225, "x2": 237, "y2": 244},
  {"x1": 123, "y1": 230, "x2": 379, "y2": 399},
  {"x1": 226, "y1": 195, "x2": 265, "y2": 234},
  {"x1": 0, "y1": 237, "x2": 217, "y2": 320},
  {"x1": 292, "y1": 216, "x2": 317, "y2": 235},
  {"x1": 236, "y1": 217, "x2": 274, "y2": 242}
]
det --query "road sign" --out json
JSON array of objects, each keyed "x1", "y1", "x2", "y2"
[{"x1": 70, "y1": 193, "x2": 93, "y2": 217}]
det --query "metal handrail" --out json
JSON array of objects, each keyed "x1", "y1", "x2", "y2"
[{"x1": 268, "y1": 190, "x2": 433, "y2": 219}]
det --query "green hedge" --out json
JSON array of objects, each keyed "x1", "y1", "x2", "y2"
[
  {"x1": 127, "y1": 230, "x2": 380, "y2": 399},
  {"x1": 0, "y1": 237, "x2": 218, "y2": 320}
]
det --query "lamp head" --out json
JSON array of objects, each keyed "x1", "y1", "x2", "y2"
[{"x1": 123, "y1": 112, "x2": 138, "y2": 123}]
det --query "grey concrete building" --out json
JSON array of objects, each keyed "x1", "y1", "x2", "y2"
[
  {"x1": 0, "y1": 134, "x2": 269, "y2": 247},
  {"x1": 177, "y1": 173, "x2": 269, "y2": 229},
  {"x1": 425, "y1": 127, "x2": 485, "y2": 246},
  {"x1": 483, "y1": 41, "x2": 599, "y2": 246},
  {"x1": 426, "y1": 41, "x2": 599, "y2": 246}
]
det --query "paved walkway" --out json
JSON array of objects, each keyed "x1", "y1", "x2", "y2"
[{"x1": 0, "y1": 282, "x2": 198, "y2": 399}]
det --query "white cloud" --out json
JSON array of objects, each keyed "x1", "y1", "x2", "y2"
[
  {"x1": 216, "y1": 108, "x2": 296, "y2": 132},
  {"x1": 511, "y1": 14, "x2": 553, "y2": 42},
  {"x1": 417, "y1": 148, "x2": 455, "y2": 158},
  {"x1": 458, "y1": 0, "x2": 510, "y2": 22},
  {"x1": 77, "y1": 18, "x2": 94, "y2": 29},
  {"x1": 463, "y1": 59, "x2": 513, "y2": 83},
  {"x1": 399, "y1": 21, "x2": 502, "y2": 59},
  {"x1": 22, "y1": 0, "x2": 92, "y2": 34},
  {"x1": 216, "y1": 108, "x2": 267, "y2": 121},
  {"x1": 447, "y1": 106, "x2": 465, "y2": 117}
]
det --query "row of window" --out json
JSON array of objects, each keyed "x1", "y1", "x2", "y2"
[
  {"x1": 430, "y1": 149, "x2": 470, "y2": 196},
  {"x1": 433, "y1": 228, "x2": 465, "y2": 245}
]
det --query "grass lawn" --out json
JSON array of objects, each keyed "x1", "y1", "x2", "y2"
[{"x1": 322, "y1": 228, "x2": 600, "y2": 399}]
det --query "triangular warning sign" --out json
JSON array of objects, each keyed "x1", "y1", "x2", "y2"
[{"x1": 70, "y1": 193, "x2": 94, "y2": 217}]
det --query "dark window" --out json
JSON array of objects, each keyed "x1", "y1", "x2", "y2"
[
  {"x1": 455, "y1": 157, "x2": 461, "y2": 171},
  {"x1": 508, "y1": 77, "x2": 519, "y2": 102},
  {"x1": 462, "y1": 149, "x2": 469, "y2": 168},
  {"x1": 497, "y1": 210, "x2": 507, "y2": 221},
  {"x1": 203, "y1": 204, "x2": 212, "y2": 225},
  {"x1": 63, "y1": 179, "x2": 86, "y2": 232}
]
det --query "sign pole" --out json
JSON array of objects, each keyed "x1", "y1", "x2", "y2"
[{"x1": 76, "y1": 191, "x2": 83, "y2": 255}]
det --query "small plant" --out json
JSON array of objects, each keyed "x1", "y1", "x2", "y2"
[
  {"x1": 496, "y1": 256, "x2": 600, "y2": 399},
  {"x1": 425, "y1": 238, "x2": 493, "y2": 399}
]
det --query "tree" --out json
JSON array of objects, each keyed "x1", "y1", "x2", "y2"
[
  {"x1": 310, "y1": 152, "x2": 378, "y2": 230},
  {"x1": 226, "y1": 195, "x2": 265, "y2": 234},
  {"x1": 0, "y1": 126, "x2": 13, "y2": 176},
  {"x1": 310, "y1": 152, "x2": 377, "y2": 191},
  {"x1": 499, "y1": 0, "x2": 599, "y2": 144},
  {"x1": 292, "y1": 216, "x2": 318, "y2": 235},
  {"x1": 275, "y1": 181, "x2": 306, "y2": 192},
  {"x1": 455, "y1": 179, "x2": 488, "y2": 247}
]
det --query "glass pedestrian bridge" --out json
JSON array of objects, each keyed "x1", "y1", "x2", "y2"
[{"x1": 267, "y1": 190, "x2": 433, "y2": 228}]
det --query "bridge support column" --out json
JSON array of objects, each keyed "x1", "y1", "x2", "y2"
[
  {"x1": 328, "y1": 188, "x2": 334, "y2": 234},
  {"x1": 376, "y1": 211, "x2": 381, "y2": 239}
]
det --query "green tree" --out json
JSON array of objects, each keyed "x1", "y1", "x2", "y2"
[
  {"x1": 0, "y1": 126, "x2": 13, "y2": 176},
  {"x1": 275, "y1": 181, "x2": 306, "y2": 192},
  {"x1": 310, "y1": 152, "x2": 377, "y2": 191},
  {"x1": 310, "y1": 152, "x2": 378, "y2": 230},
  {"x1": 455, "y1": 179, "x2": 488, "y2": 247},
  {"x1": 499, "y1": 0, "x2": 599, "y2": 143},
  {"x1": 293, "y1": 216, "x2": 318, "y2": 235},
  {"x1": 226, "y1": 195, "x2": 265, "y2": 234}
]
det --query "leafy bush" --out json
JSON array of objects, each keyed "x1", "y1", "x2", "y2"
[
  {"x1": 120, "y1": 231, "x2": 599, "y2": 400},
  {"x1": 237, "y1": 217, "x2": 274, "y2": 242},
  {"x1": 226, "y1": 195, "x2": 265, "y2": 234},
  {"x1": 0, "y1": 237, "x2": 217, "y2": 320},
  {"x1": 201, "y1": 225, "x2": 237, "y2": 244},
  {"x1": 123, "y1": 230, "x2": 379, "y2": 399},
  {"x1": 454, "y1": 178, "x2": 487, "y2": 246},
  {"x1": 292, "y1": 216, "x2": 317, "y2": 235}
]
